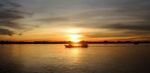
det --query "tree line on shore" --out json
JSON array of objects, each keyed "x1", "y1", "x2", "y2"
[{"x1": 0, "y1": 40, "x2": 150, "y2": 44}]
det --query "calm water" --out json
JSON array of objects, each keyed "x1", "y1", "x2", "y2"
[{"x1": 0, "y1": 44, "x2": 150, "y2": 73}]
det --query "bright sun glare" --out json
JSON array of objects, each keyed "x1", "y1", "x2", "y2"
[{"x1": 69, "y1": 34, "x2": 81, "y2": 43}]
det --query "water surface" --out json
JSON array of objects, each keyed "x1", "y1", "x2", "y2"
[{"x1": 0, "y1": 44, "x2": 150, "y2": 73}]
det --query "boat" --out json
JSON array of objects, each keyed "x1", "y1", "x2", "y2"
[
  {"x1": 65, "y1": 44, "x2": 88, "y2": 48},
  {"x1": 65, "y1": 42, "x2": 88, "y2": 48}
]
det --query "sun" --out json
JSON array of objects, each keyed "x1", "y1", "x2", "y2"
[{"x1": 69, "y1": 34, "x2": 81, "y2": 43}]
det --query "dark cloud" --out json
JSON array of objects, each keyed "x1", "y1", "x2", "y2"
[
  {"x1": 92, "y1": 22, "x2": 150, "y2": 38},
  {"x1": 0, "y1": 0, "x2": 26, "y2": 35},
  {"x1": 102, "y1": 23, "x2": 150, "y2": 31},
  {"x1": 0, "y1": 28, "x2": 14, "y2": 36},
  {"x1": 115, "y1": 0, "x2": 150, "y2": 20},
  {"x1": 0, "y1": 21, "x2": 23, "y2": 29},
  {"x1": 75, "y1": 0, "x2": 150, "y2": 38}
]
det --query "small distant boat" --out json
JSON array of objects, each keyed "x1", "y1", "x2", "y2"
[
  {"x1": 65, "y1": 45, "x2": 88, "y2": 48},
  {"x1": 65, "y1": 42, "x2": 88, "y2": 48}
]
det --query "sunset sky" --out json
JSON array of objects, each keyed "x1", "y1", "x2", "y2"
[{"x1": 0, "y1": 0, "x2": 150, "y2": 41}]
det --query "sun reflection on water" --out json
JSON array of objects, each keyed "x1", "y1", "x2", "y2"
[
  {"x1": 70, "y1": 48, "x2": 80, "y2": 57},
  {"x1": 68, "y1": 48, "x2": 81, "y2": 63}
]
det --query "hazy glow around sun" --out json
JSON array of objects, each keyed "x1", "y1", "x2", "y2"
[{"x1": 69, "y1": 34, "x2": 82, "y2": 42}]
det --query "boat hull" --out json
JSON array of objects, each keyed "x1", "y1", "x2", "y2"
[{"x1": 65, "y1": 45, "x2": 88, "y2": 48}]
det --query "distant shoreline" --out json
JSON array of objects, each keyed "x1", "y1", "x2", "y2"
[{"x1": 0, "y1": 41, "x2": 150, "y2": 44}]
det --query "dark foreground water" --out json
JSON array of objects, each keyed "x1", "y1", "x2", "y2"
[{"x1": 0, "y1": 44, "x2": 150, "y2": 73}]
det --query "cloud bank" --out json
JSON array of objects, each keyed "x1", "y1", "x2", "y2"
[
  {"x1": 0, "y1": 0, "x2": 25, "y2": 35},
  {"x1": 0, "y1": 0, "x2": 150, "y2": 40}
]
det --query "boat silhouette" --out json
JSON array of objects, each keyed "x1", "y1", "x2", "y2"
[{"x1": 65, "y1": 41, "x2": 88, "y2": 48}]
